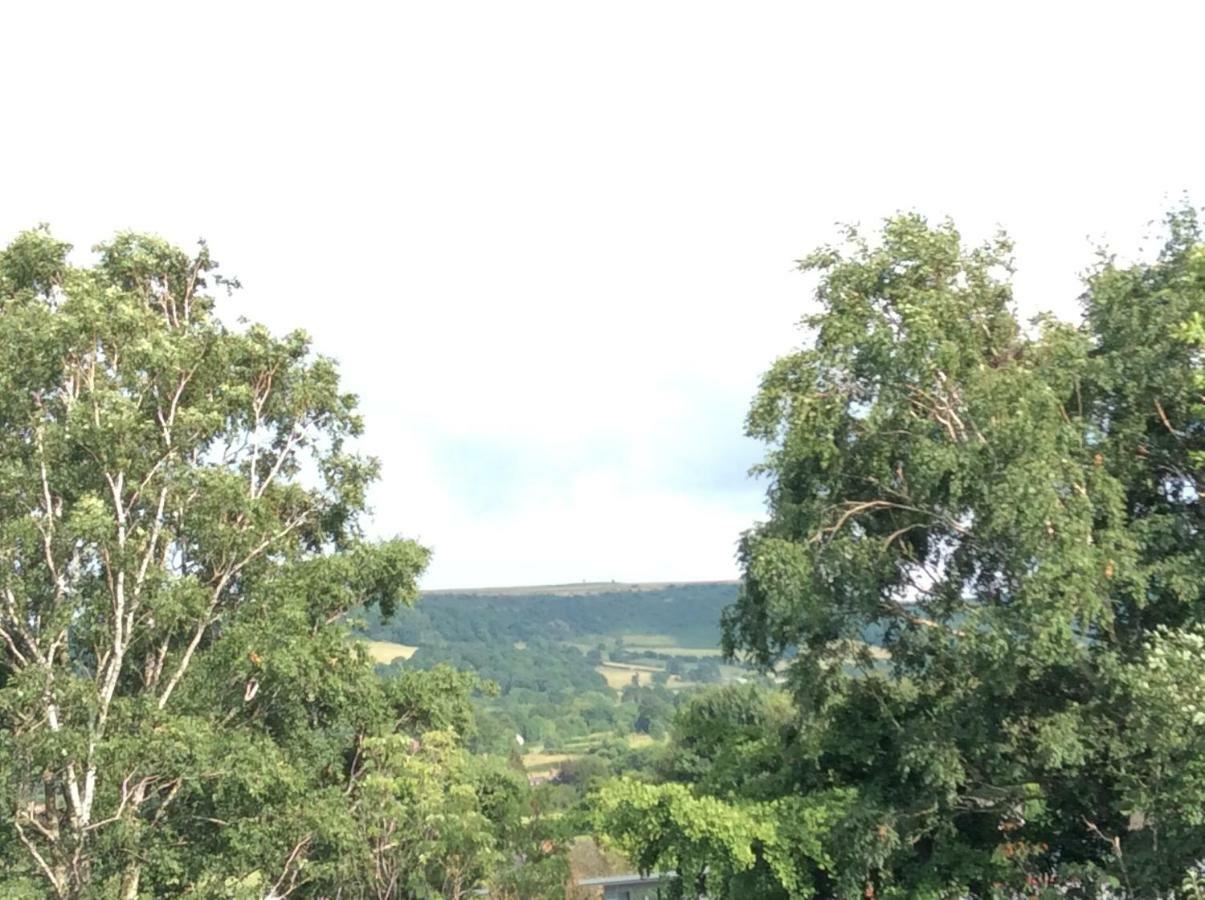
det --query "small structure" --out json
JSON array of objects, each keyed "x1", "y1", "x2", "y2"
[{"x1": 576, "y1": 872, "x2": 684, "y2": 900}]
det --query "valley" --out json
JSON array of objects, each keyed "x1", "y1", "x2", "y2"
[{"x1": 354, "y1": 580, "x2": 756, "y2": 761}]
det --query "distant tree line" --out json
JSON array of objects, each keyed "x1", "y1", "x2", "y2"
[{"x1": 358, "y1": 583, "x2": 736, "y2": 649}]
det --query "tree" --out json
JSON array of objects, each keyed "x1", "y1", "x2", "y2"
[
  {"x1": 686, "y1": 658, "x2": 721, "y2": 684},
  {"x1": 0, "y1": 228, "x2": 430, "y2": 897},
  {"x1": 347, "y1": 730, "x2": 500, "y2": 900},
  {"x1": 598, "y1": 210, "x2": 1205, "y2": 896},
  {"x1": 631, "y1": 688, "x2": 674, "y2": 737},
  {"x1": 657, "y1": 684, "x2": 794, "y2": 798},
  {"x1": 333, "y1": 663, "x2": 569, "y2": 900},
  {"x1": 594, "y1": 779, "x2": 852, "y2": 900}
]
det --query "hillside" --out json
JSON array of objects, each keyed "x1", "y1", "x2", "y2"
[
  {"x1": 353, "y1": 580, "x2": 750, "y2": 755},
  {"x1": 423, "y1": 579, "x2": 738, "y2": 597},
  {"x1": 360, "y1": 580, "x2": 740, "y2": 650}
]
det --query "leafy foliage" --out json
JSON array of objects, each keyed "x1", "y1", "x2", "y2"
[
  {"x1": 599, "y1": 210, "x2": 1205, "y2": 896},
  {"x1": 0, "y1": 229, "x2": 565, "y2": 898}
]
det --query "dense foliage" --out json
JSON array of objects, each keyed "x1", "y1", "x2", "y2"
[
  {"x1": 398, "y1": 640, "x2": 625, "y2": 753},
  {"x1": 361, "y1": 583, "x2": 735, "y2": 648},
  {"x1": 597, "y1": 211, "x2": 1205, "y2": 897},
  {"x1": 406, "y1": 639, "x2": 607, "y2": 695},
  {"x1": 0, "y1": 229, "x2": 567, "y2": 899}
]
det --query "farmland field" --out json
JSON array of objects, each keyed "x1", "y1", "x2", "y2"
[
  {"x1": 522, "y1": 751, "x2": 579, "y2": 777},
  {"x1": 360, "y1": 639, "x2": 418, "y2": 664},
  {"x1": 595, "y1": 664, "x2": 656, "y2": 689}
]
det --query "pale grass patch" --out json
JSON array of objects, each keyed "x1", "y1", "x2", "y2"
[{"x1": 359, "y1": 639, "x2": 418, "y2": 664}]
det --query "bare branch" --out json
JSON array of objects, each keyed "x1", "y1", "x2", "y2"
[
  {"x1": 83, "y1": 774, "x2": 157, "y2": 832},
  {"x1": 1154, "y1": 398, "x2": 1180, "y2": 436},
  {"x1": 12, "y1": 818, "x2": 66, "y2": 898},
  {"x1": 814, "y1": 500, "x2": 926, "y2": 543},
  {"x1": 269, "y1": 834, "x2": 313, "y2": 899},
  {"x1": 156, "y1": 511, "x2": 307, "y2": 709},
  {"x1": 879, "y1": 596, "x2": 965, "y2": 637},
  {"x1": 254, "y1": 420, "x2": 303, "y2": 500}
]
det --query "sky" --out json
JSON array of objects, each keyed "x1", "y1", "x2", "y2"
[{"x1": 2, "y1": 1, "x2": 1204, "y2": 588}]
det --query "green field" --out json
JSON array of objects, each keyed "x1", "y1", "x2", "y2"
[{"x1": 359, "y1": 639, "x2": 418, "y2": 664}]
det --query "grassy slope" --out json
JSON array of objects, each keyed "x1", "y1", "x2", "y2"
[{"x1": 360, "y1": 639, "x2": 418, "y2": 664}]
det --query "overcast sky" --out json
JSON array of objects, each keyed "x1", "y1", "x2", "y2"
[{"x1": 3, "y1": 1, "x2": 1203, "y2": 588}]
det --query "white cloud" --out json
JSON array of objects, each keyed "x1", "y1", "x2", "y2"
[{"x1": 2, "y1": 0, "x2": 1203, "y2": 586}]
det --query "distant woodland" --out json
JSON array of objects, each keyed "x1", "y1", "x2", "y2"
[{"x1": 362, "y1": 582, "x2": 733, "y2": 648}]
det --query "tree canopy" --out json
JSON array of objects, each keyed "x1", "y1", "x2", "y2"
[
  {"x1": 0, "y1": 229, "x2": 563, "y2": 899},
  {"x1": 597, "y1": 210, "x2": 1205, "y2": 897}
]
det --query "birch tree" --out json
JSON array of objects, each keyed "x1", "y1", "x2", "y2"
[{"x1": 0, "y1": 228, "x2": 428, "y2": 897}]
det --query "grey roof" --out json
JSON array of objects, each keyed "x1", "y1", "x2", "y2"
[{"x1": 577, "y1": 872, "x2": 676, "y2": 887}]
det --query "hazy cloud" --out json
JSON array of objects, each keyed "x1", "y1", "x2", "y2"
[{"x1": 2, "y1": 0, "x2": 1203, "y2": 586}]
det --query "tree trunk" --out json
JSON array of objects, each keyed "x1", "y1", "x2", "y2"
[{"x1": 120, "y1": 865, "x2": 141, "y2": 900}]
